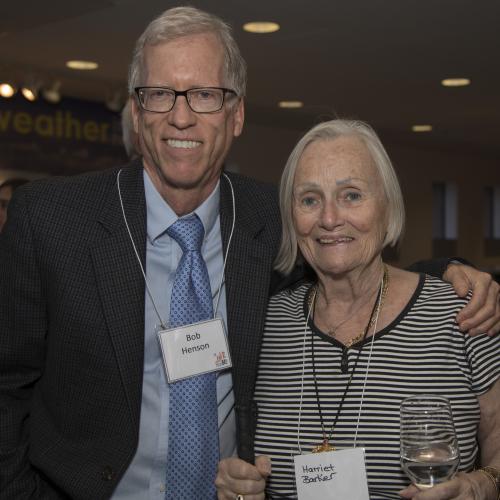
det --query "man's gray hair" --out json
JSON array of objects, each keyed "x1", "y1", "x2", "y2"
[
  {"x1": 128, "y1": 6, "x2": 247, "y2": 97},
  {"x1": 274, "y1": 119, "x2": 406, "y2": 275}
]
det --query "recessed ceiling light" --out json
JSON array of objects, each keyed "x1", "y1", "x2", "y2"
[
  {"x1": 412, "y1": 125, "x2": 433, "y2": 132},
  {"x1": 66, "y1": 60, "x2": 99, "y2": 70},
  {"x1": 243, "y1": 22, "x2": 280, "y2": 34},
  {"x1": 441, "y1": 78, "x2": 470, "y2": 87},
  {"x1": 0, "y1": 82, "x2": 16, "y2": 98},
  {"x1": 21, "y1": 86, "x2": 38, "y2": 102},
  {"x1": 278, "y1": 100, "x2": 303, "y2": 109}
]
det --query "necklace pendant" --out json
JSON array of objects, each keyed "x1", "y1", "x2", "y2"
[{"x1": 312, "y1": 439, "x2": 335, "y2": 453}]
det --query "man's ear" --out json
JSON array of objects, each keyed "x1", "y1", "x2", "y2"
[
  {"x1": 131, "y1": 97, "x2": 140, "y2": 134},
  {"x1": 232, "y1": 97, "x2": 245, "y2": 138}
]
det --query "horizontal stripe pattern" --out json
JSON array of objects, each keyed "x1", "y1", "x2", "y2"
[{"x1": 254, "y1": 275, "x2": 499, "y2": 499}]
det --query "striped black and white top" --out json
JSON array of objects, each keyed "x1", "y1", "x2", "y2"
[{"x1": 254, "y1": 274, "x2": 500, "y2": 499}]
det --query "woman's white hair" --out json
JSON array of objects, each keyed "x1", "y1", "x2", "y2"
[
  {"x1": 128, "y1": 6, "x2": 247, "y2": 97},
  {"x1": 274, "y1": 119, "x2": 405, "y2": 275}
]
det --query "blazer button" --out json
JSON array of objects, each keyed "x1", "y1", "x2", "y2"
[{"x1": 101, "y1": 466, "x2": 115, "y2": 481}]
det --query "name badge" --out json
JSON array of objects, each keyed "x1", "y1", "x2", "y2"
[
  {"x1": 157, "y1": 318, "x2": 232, "y2": 383},
  {"x1": 293, "y1": 448, "x2": 369, "y2": 500}
]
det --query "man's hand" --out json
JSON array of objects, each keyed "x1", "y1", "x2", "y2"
[
  {"x1": 216, "y1": 455, "x2": 271, "y2": 500},
  {"x1": 444, "y1": 263, "x2": 500, "y2": 336}
]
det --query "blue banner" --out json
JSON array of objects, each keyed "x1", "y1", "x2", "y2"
[{"x1": 0, "y1": 95, "x2": 128, "y2": 175}]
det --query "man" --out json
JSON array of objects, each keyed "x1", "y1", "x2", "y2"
[
  {"x1": 0, "y1": 6, "x2": 498, "y2": 500},
  {"x1": 0, "y1": 177, "x2": 29, "y2": 232}
]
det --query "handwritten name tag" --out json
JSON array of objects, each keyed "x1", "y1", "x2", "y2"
[
  {"x1": 157, "y1": 318, "x2": 232, "y2": 383},
  {"x1": 294, "y1": 448, "x2": 369, "y2": 500}
]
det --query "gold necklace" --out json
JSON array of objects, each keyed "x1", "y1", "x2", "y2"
[
  {"x1": 325, "y1": 293, "x2": 377, "y2": 339},
  {"x1": 309, "y1": 265, "x2": 389, "y2": 348}
]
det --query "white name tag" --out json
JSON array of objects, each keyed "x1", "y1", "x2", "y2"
[
  {"x1": 157, "y1": 318, "x2": 232, "y2": 383},
  {"x1": 294, "y1": 448, "x2": 369, "y2": 500}
]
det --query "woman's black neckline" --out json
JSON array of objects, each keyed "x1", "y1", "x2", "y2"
[{"x1": 303, "y1": 272, "x2": 425, "y2": 348}]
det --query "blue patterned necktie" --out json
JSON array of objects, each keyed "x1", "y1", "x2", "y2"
[{"x1": 165, "y1": 214, "x2": 219, "y2": 499}]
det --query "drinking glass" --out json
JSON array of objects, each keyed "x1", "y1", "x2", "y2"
[{"x1": 400, "y1": 394, "x2": 459, "y2": 490}]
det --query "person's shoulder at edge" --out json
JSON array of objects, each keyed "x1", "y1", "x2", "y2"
[
  {"x1": 8, "y1": 160, "x2": 142, "y2": 217},
  {"x1": 18, "y1": 159, "x2": 140, "y2": 198},
  {"x1": 1, "y1": 160, "x2": 143, "y2": 241}
]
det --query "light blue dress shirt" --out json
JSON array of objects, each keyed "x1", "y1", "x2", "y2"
[{"x1": 112, "y1": 171, "x2": 236, "y2": 498}]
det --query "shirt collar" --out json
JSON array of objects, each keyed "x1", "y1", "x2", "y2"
[{"x1": 143, "y1": 169, "x2": 220, "y2": 242}]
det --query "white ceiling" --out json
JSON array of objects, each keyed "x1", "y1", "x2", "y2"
[{"x1": 1, "y1": 0, "x2": 499, "y2": 158}]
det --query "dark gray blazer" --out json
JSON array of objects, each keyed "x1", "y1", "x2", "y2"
[{"x1": 0, "y1": 161, "x2": 281, "y2": 499}]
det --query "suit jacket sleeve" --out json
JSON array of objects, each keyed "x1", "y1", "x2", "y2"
[
  {"x1": 405, "y1": 257, "x2": 472, "y2": 277},
  {"x1": 0, "y1": 187, "x2": 57, "y2": 499}
]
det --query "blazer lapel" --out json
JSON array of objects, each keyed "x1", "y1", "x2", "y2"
[
  {"x1": 220, "y1": 175, "x2": 275, "y2": 404},
  {"x1": 90, "y1": 162, "x2": 147, "y2": 428}
]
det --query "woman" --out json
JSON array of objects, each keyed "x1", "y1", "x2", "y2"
[{"x1": 216, "y1": 120, "x2": 500, "y2": 499}]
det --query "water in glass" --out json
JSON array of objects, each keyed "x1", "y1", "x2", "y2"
[{"x1": 400, "y1": 395, "x2": 459, "y2": 490}]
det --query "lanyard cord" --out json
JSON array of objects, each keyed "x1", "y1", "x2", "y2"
[
  {"x1": 353, "y1": 308, "x2": 379, "y2": 447},
  {"x1": 117, "y1": 169, "x2": 166, "y2": 329},
  {"x1": 214, "y1": 173, "x2": 236, "y2": 314},
  {"x1": 296, "y1": 286, "x2": 316, "y2": 455},
  {"x1": 116, "y1": 169, "x2": 236, "y2": 330},
  {"x1": 310, "y1": 268, "x2": 386, "y2": 447}
]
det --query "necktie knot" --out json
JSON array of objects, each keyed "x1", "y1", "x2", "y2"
[{"x1": 167, "y1": 214, "x2": 204, "y2": 253}]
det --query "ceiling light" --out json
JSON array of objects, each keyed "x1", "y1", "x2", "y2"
[
  {"x1": 441, "y1": 78, "x2": 470, "y2": 87},
  {"x1": 243, "y1": 22, "x2": 280, "y2": 34},
  {"x1": 20, "y1": 77, "x2": 42, "y2": 102},
  {"x1": 42, "y1": 81, "x2": 62, "y2": 103},
  {"x1": 412, "y1": 125, "x2": 433, "y2": 132},
  {"x1": 278, "y1": 100, "x2": 303, "y2": 109},
  {"x1": 66, "y1": 60, "x2": 99, "y2": 70},
  {"x1": 21, "y1": 84, "x2": 39, "y2": 102},
  {"x1": 0, "y1": 82, "x2": 16, "y2": 98},
  {"x1": 21, "y1": 87, "x2": 37, "y2": 101}
]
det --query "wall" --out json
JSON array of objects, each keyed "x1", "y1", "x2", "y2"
[
  {"x1": 391, "y1": 145, "x2": 500, "y2": 273},
  {"x1": 228, "y1": 121, "x2": 302, "y2": 184}
]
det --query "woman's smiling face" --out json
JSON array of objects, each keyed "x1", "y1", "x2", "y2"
[{"x1": 292, "y1": 135, "x2": 388, "y2": 278}]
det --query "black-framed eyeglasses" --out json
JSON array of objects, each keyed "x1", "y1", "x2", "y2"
[{"x1": 134, "y1": 86, "x2": 237, "y2": 114}]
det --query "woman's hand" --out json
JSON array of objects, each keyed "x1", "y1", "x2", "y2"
[
  {"x1": 398, "y1": 470, "x2": 497, "y2": 499},
  {"x1": 443, "y1": 263, "x2": 500, "y2": 336},
  {"x1": 215, "y1": 455, "x2": 271, "y2": 500}
]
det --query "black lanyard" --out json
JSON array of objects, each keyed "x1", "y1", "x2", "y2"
[{"x1": 309, "y1": 281, "x2": 381, "y2": 447}]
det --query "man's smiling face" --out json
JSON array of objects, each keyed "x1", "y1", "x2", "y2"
[{"x1": 133, "y1": 32, "x2": 244, "y2": 207}]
